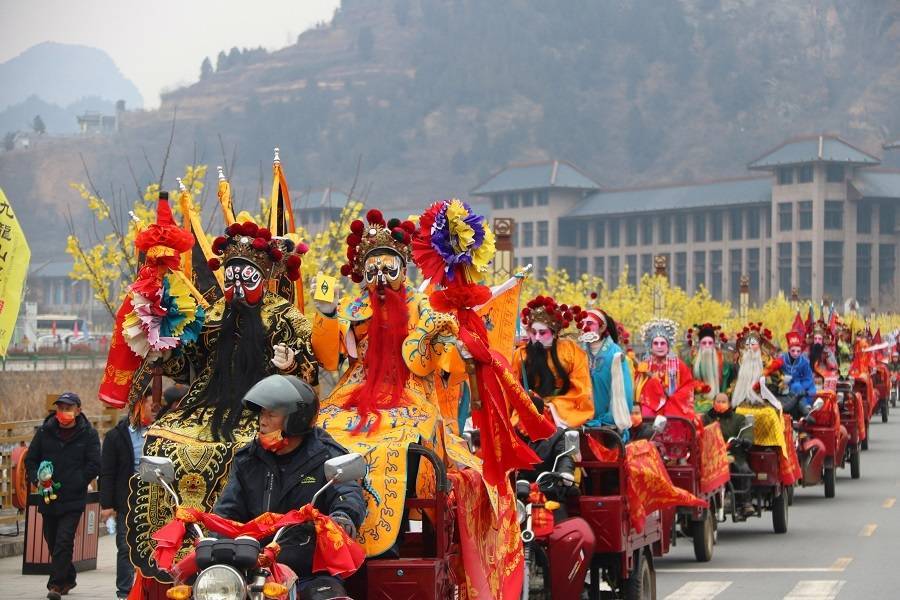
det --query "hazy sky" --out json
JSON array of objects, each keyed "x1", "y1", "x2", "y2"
[{"x1": 0, "y1": 0, "x2": 341, "y2": 108}]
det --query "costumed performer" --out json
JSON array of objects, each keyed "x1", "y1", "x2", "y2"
[
  {"x1": 686, "y1": 322, "x2": 734, "y2": 414},
  {"x1": 575, "y1": 307, "x2": 633, "y2": 435},
  {"x1": 634, "y1": 318, "x2": 697, "y2": 423}
]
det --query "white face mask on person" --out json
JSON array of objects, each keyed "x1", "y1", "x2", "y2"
[{"x1": 529, "y1": 323, "x2": 555, "y2": 348}]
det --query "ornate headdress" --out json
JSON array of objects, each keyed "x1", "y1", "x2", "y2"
[
  {"x1": 734, "y1": 322, "x2": 774, "y2": 354},
  {"x1": 640, "y1": 318, "x2": 679, "y2": 349},
  {"x1": 521, "y1": 295, "x2": 580, "y2": 333},
  {"x1": 806, "y1": 319, "x2": 834, "y2": 347},
  {"x1": 785, "y1": 330, "x2": 804, "y2": 348},
  {"x1": 341, "y1": 209, "x2": 415, "y2": 284},
  {"x1": 208, "y1": 219, "x2": 306, "y2": 281},
  {"x1": 412, "y1": 199, "x2": 495, "y2": 286},
  {"x1": 686, "y1": 322, "x2": 727, "y2": 348},
  {"x1": 135, "y1": 191, "x2": 194, "y2": 262}
]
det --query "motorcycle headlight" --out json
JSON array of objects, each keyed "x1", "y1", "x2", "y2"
[{"x1": 193, "y1": 564, "x2": 247, "y2": 600}]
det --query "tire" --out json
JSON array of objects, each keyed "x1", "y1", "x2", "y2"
[
  {"x1": 786, "y1": 485, "x2": 794, "y2": 506},
  {"x1": 772, "y1": 491, "x2": 788, "y2": 534},
  {"x1": 692, "y1": 509, "x2": 714, "y2": 562},
  {"x1": 623, "y1": 549, "x2": 655, "y2": 600},
  {"x1": 861, "y1": 426, "x2": 869, "y2": 451},
  {"x1": 850, "y1": 448, "x2": 861, "y2": 480},
  {"x1": 824, "y1": 466, "x2": 836, "y2": 498},
  {"x1": 881, "y1": 400, "x2": 889, "y2": 423}
]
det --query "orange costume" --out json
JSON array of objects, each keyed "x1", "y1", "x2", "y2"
[{"x1": 512, "y1": 338, "x2": 593, "y2": 428}]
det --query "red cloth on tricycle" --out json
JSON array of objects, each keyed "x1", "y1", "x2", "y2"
[{"x1": 698, "y1": 422, "x2": 730, "y2": 494}]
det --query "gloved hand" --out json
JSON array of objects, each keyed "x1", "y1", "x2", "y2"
[
  {"x1": 559, "y1": 472, "x2": 575, "y2": 487},
  {"x1": 329, "y1": 511, "x2": 357, "y2": 539},
  {"x1": 271, "y1": 344, "x2": 296, "y2": 371}
]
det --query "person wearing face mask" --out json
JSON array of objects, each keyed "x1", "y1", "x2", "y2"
[
  {"x1": 575, "y1": 307, "x2": 634, "y2": 436},
  {"x1": 703, "y1": 393, "x2": 753, "y2": 514},
  {"x1": 686, "y1": 323, "x2": 734, "y2": 415},
  {"x1": 628, "y1": 403, "x2": 656, "y2": 441},
  {"x1": 766, "y1": 331, "x2": 818, "y2": 418},
  {"x1": 634, "y1": 319, "x2": 698, "y2": 424},
  {"x1": 25, "y1": 393, "x2": 101, "y2": 600},
  {"x1": 214, "y1": 374, "x2": 365, "y2": 599},
  {"x1": 512, "y1": 295, "x2": 593, "y2": 429},
  {"x1": 100, "y1": 388, "x2": 161, "y2": 599}
]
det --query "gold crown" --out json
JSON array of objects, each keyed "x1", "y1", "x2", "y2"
[{"x1": 342, "y1": 209, "x2": 415, "y2": 283}]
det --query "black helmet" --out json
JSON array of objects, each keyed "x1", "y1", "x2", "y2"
[{"x1": 242, "y1": 374, "x2": 319, "y2": 437}]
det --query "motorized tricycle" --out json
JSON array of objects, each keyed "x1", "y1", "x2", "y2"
[
  {"x1": 836, "y1": 379, "x2": 863, "y2": 479},
  {"x1": 138, "y1": 453, "x2": 366, "y2": 600},
  {"x1": 571, "y1": 428, "x2": 662, "y2": 600},
  {"x1": 646, "y1": 417, "x2": 723, "y2": 563},
  {"x1": 872, "y1": 362, "x2": 891, "y2": 422},
  {"x1": 515, "y1": 430, "x2": 596, "y2": 600},
  {"x1": 794, "y1": 397, "x2": 848, "y2": 499}
]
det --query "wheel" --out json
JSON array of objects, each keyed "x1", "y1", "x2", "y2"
[
  {"x1": 861, "y1": 425, "x2": 869, "y2": 451},
  {"x1": 525, "y1": 545, "x2": 550, "y2": 600},
  {"x1": 850, "y1": 448, "x2": 861, "y2": 480},
  {"x1": 786, "y1": 485, "x2": 794, "y2": 506},
  {"x1": 623, "y1": 549, "x2": 655, "y2": 600},
  {"x1": 692, "y1": 509, "x2": 714, "y2": 562},
  {"x1": 772, "y1": 491, "x2": 788, "y2": 534},
  {"x1": 881, "y1": 400, "x2": 889, "y2": 423},
  {"x1": 824, "y1": 466, "x2": 836, "y2": 498}
]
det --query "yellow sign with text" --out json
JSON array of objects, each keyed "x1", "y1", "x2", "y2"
[{"x1": 0, "y1": 187, "x2": 30, "y2": 356}]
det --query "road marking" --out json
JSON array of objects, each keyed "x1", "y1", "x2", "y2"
[
  {"x1": 859, "y1": 523, "x2": 877, "y2": 536},
  {"x1": 829, "y1": 557, "x2": 852, "y2": 571},
  {"x1": 783, "y1": 580, "x2": 845, "y2": 600},
  {"x1": 664, "y1": 581, "x2": 732, "y2": 600},
  {"x1": 883, "y1": 497, "x2": 896, "y2": 508}
]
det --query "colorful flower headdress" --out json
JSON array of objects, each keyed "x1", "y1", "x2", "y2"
[
  {"x1": 686, "y1": 322, "x2": 728, "y2": 347},
  {"x1": 734, "y1": 322, "x2": 774, "y2": 353},
  {"x1": 208, "y1": 220, "x2": 306, "y2": 281},
  {"x1": 521, "y1": 295, "x2": 580, "y2": 333},
  {"x1": 640, "y1": 318, "x2": 679, "y2": 349},
  {"x1": 341, "y1": 209, "x2": 415, "y2": 284},
  {"x1": 412, "y1": 199, "x2": 495, "y2": 286}
]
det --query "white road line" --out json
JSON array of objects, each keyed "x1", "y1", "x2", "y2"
[
  {"x1": 783, "y1": 580, "x2": 845, "y2": 600},
  {"x1": 883, "y1": 497, "x2": 896, "y2": 508},
  {"x1": 858, "y1": 523, "x2": 877, "y2": 537},
  {"x1": 664, "y1": 581, "x2": 732, "y2": 600}
]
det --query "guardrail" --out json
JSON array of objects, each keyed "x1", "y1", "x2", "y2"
[
  {"x1": 0, "y1": 353, "x2": 107, "y2": 371},
  {"x1": 0, "y1": 414, "x2": 118, "y2": 523}
]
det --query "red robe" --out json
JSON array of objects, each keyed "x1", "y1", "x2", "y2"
[{"x1": 636, "y1": 356, "x2": 697, "y2": 422}]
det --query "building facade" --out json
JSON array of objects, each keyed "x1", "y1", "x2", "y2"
[{"x1": 473, "y1": 136, "x2": 900, "y2": 311}]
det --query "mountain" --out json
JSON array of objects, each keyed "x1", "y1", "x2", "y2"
[
  {"x1": 0, "y1": 94, "x2": 120, "y2": 135},
  {"x1": 3, "y1": 0, "x2": 900, "y2": 262},
  {"x1": 0, "y1": 42, "x2": 142, "y2": 111}
]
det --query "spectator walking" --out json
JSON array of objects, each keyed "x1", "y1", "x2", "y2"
[
  {"x1": 100, "y1": 389, "x2": 160, "y2": 599},
  {"x1": 25, "y1": 392, "x2": 101, "y2": 600}
]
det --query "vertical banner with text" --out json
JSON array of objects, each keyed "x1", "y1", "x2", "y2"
[{"x1": 0, "y1": 187, "x2": 31, "y2": 356}]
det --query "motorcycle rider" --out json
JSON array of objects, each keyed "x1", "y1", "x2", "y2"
[
  {"x1": 767, "y1": 332, "x2": 817, "y2": 419},
  {"x1": 214, "y1": 374, "x2": 366, "y2": 599},
  {"x1": 703, "y1": 393, "x2": 753, "y2": 515}
]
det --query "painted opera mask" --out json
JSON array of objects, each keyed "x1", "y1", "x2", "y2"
[
  {"x1": 363, "y1": 250, "x2": 405, "y2": 294},
  {"x1": 699, "y1": 336, "x2": 716, "y2": 350},
  {"x1": 224, "y1": 259, "x2": 265, "y2": 305},
  {"x1": 651, "y1": 336, "x2": 669, "y2": 358},
  {"x1": 529, "y1": 322, "x2": 556, "y2": 348}
]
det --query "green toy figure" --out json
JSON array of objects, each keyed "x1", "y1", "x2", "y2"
[{"x1": 37, "y1": 460, "x2": 61, "y2": 504}]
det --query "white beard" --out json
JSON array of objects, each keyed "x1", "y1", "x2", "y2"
[
  {"x1": 693, "y1": 347, "x2": 720, "y2": 398},
  {"x1": 579, "y1": 331, "x2": 601, "y2": 344},
  {"x1": 732, "y1": 348, "x2": 764, "y2": 407}
]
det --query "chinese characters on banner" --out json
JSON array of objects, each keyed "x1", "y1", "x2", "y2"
[{"x1": 0, "y1": 188, "x2": 30, "y2": 356}]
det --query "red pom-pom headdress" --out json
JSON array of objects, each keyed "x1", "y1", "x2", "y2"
[
  {"x1": 734, "y1": 321, "x2": 775, "y2": 354},
  {"x1": 521, "y1": 295, "x2": 575, "y2": 333},
  {"x1": 575, "y1": 308, "x2": 607, "y2": 335},
  {"x1": 135, "y1": 191, "x2": 195, "y2": 260},
  {"x1": 207, "y1": 219, "x2": 305, "y2": 281},
  {"x1": 686, "y1": 322, "x2": 727, "y2": 348},
  {"x1": 341, "y1": 208, "x2": 414, "y2": 284}
]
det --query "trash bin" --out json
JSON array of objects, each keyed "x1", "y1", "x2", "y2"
[{"x1": 22, "y1": 491, "x2": 100, "y2": 574}]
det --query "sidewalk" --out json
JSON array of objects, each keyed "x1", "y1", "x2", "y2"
[{"x1": 0, "y1": 535, "x2": 118, "y2": 599}]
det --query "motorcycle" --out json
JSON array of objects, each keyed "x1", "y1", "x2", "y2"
[
  {"x1": 138, "y1": 453, "x2": 366, "y2": 600},
  {"x1": 836, "y1": 380, "x2": 863, "y2": 480},
  {"x1": 794, "y1": 397, "x2": 847, "y2": 499},
  {"x1": 516, "y1": 430, "x2": 596, "y2": 600}
]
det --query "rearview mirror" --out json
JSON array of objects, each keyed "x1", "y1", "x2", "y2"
[
  {"x1": 743, "y1": 414, "x2": 755, "y2": 428},
  {"x1": 515, "y1": 479, "x2": 531, "y2": 497},
  {"x1": 653, "y1": 415, "x2": 668, "y2": 432},
  {"x1": 138, "y1": 456, "x2": 175, "y2": 486},
  {"x1": 563, "y1": 430, "x2": 580, "y2": 455},
  {"x1": 812, "y1": 398, "x2": 825, "y2": 412},
  {"x1": 324, "y1": 453, "x2": 366, "y2": 484}
]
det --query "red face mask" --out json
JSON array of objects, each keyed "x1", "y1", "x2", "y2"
[
  {"x1": 258, "y1": 429, "x2": 289, "y2": 453},
  {"x1": 56, "y1": 411, "x2": 76, "y2": 426}
]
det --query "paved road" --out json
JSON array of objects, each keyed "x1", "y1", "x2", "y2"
[{"x1": 655, "y1": 416, "x2": 900, "y2": 600}]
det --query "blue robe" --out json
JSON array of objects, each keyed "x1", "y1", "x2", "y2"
[
  {"x1": 585, "y1": 337, "x2": 634, "y2": 435},
  {"x1": 778, "y1": 352, "x2": 817, "y2": 401}
]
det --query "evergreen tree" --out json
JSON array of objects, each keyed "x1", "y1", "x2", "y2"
[
  {"x1": 200, "y1": 57, "x2": 213, "y2": 80},
  {"x1": 32, "y1": 115, "x2": 46, "y2": 135}
]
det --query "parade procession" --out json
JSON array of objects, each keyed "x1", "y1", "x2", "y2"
[
  {"x1": 3, "y1": 140, "x2": 900, "y2": 600},
  {"x1": 6, "y1": 3, "x2": 900, "y2": 600}
]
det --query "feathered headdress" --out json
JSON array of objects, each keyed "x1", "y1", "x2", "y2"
[
  {"x1": 341, "y1": 209, "x2": 415, "y2": 284},
  {"x1": 521, "y1": 295, "x2": 580, "y2": 333},
  {"x1": 640, "y1": 318, "x2": 679, "y2": 349}
]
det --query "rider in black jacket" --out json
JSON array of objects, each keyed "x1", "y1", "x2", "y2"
[{"x1": 214, "y1": 375, "x2": 366, "y2": 600}]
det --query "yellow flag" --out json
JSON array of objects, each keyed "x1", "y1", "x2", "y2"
[
  {"x1": 476, "y1": 277, "x2": 524, "y2": 365},
  {"x1": 0, "y1": 188, "x2": 30, "y2": 356}
]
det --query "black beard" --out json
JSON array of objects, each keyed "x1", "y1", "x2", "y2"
[
  {"x1": 809, "y1": 343, "x2": 824, "y2": 366},
  {"x1": 202, "y1": 297, "x2": 268, "y2": 441},
  {"x1": 524, "y1": 340, "x2": 571, "y2": 397}
]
